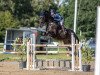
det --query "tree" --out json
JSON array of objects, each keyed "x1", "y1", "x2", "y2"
[
  {"x1": 0, "y1": 11, "x2": 19, "y2": 42},
  {"x1": 63, "y1": 0, "x2": 100, "y2": 39},
  {"x1": 77, "y1": 0, "x2": 100, "y2": 39},
  {"x1": 59, "y1": 0, "x2": 75, "y2": 28}
]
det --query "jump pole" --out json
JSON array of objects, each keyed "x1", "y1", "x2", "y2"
[
  {"x1": 78, "y1": 42, "x2": 82, "y2": 71},
  {"x1": 27, "y1": 41, "x2": 30, "y2": 70},
  {"x1": 32, "y1": 34, "x2": 36, "y2": 70},
  {"x1": 71, "y1": 33, "x2": 75, "y2": 71},
  {"x1": 95, "y1": 6, "x2": 100, "y2": 75}
]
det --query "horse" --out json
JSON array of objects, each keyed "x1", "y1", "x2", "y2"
[{"x1": 39, "y1": 10, "x2": 79, "y2": 45}]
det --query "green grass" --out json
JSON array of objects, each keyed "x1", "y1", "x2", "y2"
[
  {"x1": 0, "y1": 53, "x2": 71, "y2": 62},
  {"x1": 0, "y1": 54, "x2": 20, "y2": 61},
  {"x1": 36, "y1": 54, "x2": 71, "y2": 60},
  {"x1": 47, "y1": 48, "x2": 66, "y2": 51},
  {"x1": 0, "y1": 44, "x2": 20, "y2": 61},
  {"x1": 36, "y1": 47, "x2": 70, "y2": 60},
  {"x1": 0, "y1": 44, "x2": 3, "y2": 51},
  {"x1": 0, "y1": 53, "x2": 27, "y2": 62}
]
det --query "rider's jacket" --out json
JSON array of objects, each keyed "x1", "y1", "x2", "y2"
[{"x1": 52, "y1": 13, "x2": 63, "y2": 22}]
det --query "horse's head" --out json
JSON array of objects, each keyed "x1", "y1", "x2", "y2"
[{"x1": 39, "y1": 10, "x2": 54, "y2": 27}]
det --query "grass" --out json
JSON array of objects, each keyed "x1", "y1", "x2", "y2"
[
  {"x1": 47, "y1": 48, "x2": 66, "y2": 51},
  {"x1": 36, "y1": 54, "x2": 71, "y2": 60},
  {"x1": 0, "y1": 53, "x2": 27, "y2": 62},
  {"x1": 0, "y1": 44, "x2": 3, "y2": 51},
  {"x1": 0, "y1": 53, "x2": 71, "y2": 61},
  {"x1": 0, "y1": 54, "x2": 20, "y2": 61},
  {"x1": 36, "y1": 47, "x2": 71, "y2": 60}
]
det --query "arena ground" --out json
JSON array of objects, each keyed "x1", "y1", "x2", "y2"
[{"x1": 0, "y1": 62, "x2": 94, "y2": 75}]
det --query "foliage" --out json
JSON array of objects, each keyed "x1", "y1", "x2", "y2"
[
  {"x1": 77, "y1": 0, "x2": 100, "y2": 39},
  {"x1": 0, "y1": 11, "x2": 19, "y2": 42},
  {"x1": 13, "y1": 38, "x2": 28, "y2": 61},
  {"x1": 82, "y1": 43, "x2": 93, "y2": 64}
]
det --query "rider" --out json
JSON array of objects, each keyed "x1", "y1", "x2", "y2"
[{"x1": 50, "y1": 9, "x2": 65, "y2": 33}]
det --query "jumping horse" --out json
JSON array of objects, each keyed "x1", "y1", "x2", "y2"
[
  {"x1": 39, "y1": 10, "x2": 79, "y2": 45},
  {"x1": 39, "y1": 10, "x2": 80, "y2": 67}
]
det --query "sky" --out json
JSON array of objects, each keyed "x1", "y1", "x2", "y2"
[
  {"x1": 54, "y1": 0, "x2": 68, "y2": 6},
  {"x1": 54, "y1": 0, "x2": 63, "y2": 6}
]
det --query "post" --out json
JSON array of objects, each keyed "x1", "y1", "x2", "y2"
[
  {"x1": 30, "y1": 38, "x2": 33, "y2": 69},
  {"x1": 71, "y1": 33, "x2": 75, "y2": 71},
  {"x1": 57, "y1": 44, "x2": 59, "y2": 53},
  {"x1": 4, "y1": 30, "x2": 7, "y2": 51},
  {"x1": 32, "y1": 34, "x2": 36, "y2": 70},
  {"x1": 95, "y1": 6, "x2": 100, "y2": 75},
  {"x1": 78, "y1": 42, "x2": 82, "y2": 71},
  {"x1": 74, "y1": 0, "x2": 78, "y2": 33},
  {"x1": 27, "y1": 42, "x2": 30, "y2": 70}
]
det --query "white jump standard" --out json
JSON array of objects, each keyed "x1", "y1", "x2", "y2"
[{"x1": 26, "y1": 33, "x2": 82, "y2": 71}]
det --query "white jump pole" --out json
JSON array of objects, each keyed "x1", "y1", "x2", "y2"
[
  {"x1": 27, "y1": 42, "x2": 30, "y2": 70},
  {"x1": 4, "y1": 30, "x2": 7, "y2": 52},
  {"x1": 95, "y1": 6, "x2": 100, "y2": 75},
  {"x1": 78, "y1": 42, "x2": 82, "y2": 71},
  {"x1": 32, "y1": 34, "x2": 36, "y2": 70},
  {"x1": 30, "y1": 38, "x2": 33, "y2": 69},
  {"x1": 71, "y1": 33, "x2": 75, "y2": 71}
]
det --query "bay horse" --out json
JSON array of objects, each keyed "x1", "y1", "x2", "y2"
[{"x1": 39, "y1": 10, "x2": 79, "y2": 45}]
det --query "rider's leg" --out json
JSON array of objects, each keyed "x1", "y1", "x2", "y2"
[{"x1": 60, "y1": 20, "x2": 65, "y2": 33}]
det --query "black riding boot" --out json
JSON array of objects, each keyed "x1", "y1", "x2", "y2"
[{"x1": 61, "y1": 25, "x2": 65, "y2": 34}]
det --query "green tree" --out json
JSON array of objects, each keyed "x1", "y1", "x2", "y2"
[
  {"x1": 77, "y1": 0, "x2": 100, "y2": 39},
  {"x1": 63, "y1": 0, "x2": 100, "y2": 39},
  {"x1": 0, "y1": 11, "x2": 19, "y2": 42},
  {"x1": 58, "y1": 0, "x2": 74, "y2": 28}
]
